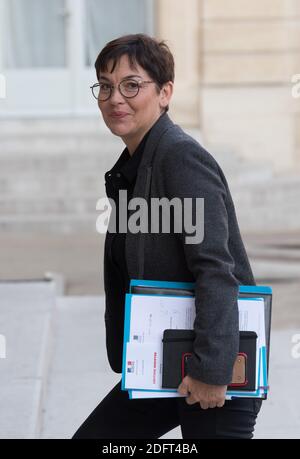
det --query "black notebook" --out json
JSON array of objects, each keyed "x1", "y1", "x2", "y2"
[{"x1": 161, "y1": 329, "x2": 258, "y2": 391}]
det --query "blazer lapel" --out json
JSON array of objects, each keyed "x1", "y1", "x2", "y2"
[{"x1": 125, "y1": 113, "x2": 175, "y2": 280}]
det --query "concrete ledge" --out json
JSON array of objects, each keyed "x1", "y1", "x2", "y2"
[{"x1": 0, "y1": 279, "x2": 58, "y2": 438}]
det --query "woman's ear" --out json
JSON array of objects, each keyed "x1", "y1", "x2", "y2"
[{"x1": 159, "y1": 81, "x2": 174, "y2": 110}]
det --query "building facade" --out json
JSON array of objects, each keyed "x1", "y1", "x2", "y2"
[{"x1": 0, "y1": 0, "x2": 299, "y2": 172}]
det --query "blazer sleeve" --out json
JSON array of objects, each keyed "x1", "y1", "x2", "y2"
[{"x1": 160, "y1": 139, "x2": 240, "y2": 385}]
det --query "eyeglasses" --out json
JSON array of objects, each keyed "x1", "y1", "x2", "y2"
[{"x1": 90, "y1": 79, "x2": 155, "y2": 101}]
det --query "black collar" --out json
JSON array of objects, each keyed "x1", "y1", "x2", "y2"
[
  {"x1": 120, "y1": 130, "x2": 151, "y2": 184},
  {"x1": 105, "y1": 127, "x2": 152, "y2": 185}
]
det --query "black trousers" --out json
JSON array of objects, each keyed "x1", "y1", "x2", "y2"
[{"x1": 72, "y1": 379, "x2": 262, "y2": 439}]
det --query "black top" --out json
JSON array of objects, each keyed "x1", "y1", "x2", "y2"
[{"x1": 104, "y1": 128, "x2": 152, "y2": 314}]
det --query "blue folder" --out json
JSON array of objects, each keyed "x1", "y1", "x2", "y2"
[{"x1": 128, "y1": 279, "x2": 272, "y2": 399}]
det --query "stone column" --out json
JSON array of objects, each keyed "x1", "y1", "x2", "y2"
[
  {"x1": 200, "y1": 0, "x2": 300, "y2": 172},
  {"x1": 156, "y1": 0, "x2": 202, "y2": 127}
]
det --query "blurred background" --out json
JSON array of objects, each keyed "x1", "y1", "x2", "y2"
[{"x1": 0, "y1": 0, "x2": 299, "y2": 439}]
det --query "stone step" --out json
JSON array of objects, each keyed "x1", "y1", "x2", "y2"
[
  {"x1": 186, "y1": 129, "x2": 274, "y2": 184},
  {"x1": 0, "y1": 278, "x2": 61, "y2": 439},
  {"x1": 0, "y1": 134, "x2": 122, "y2": 156},
  {"x1": 247, "y1": 246, "x2": 300, "y2": 262},
  {"x1": 0, "y1": 116, "x2": 122, "y2": 157},
  {"x1": 0, "y1": 149, "x2": 117, "y2": 167},
  {"x1": 0, "y1": 175, "x2": 106, "y2": 194},
  {"x1": 217, "y1": 156, "x2": 273, "y2": 184},
  {"x1": 231, "y1": 176, "x2": 300, "y2": 232},
  {"x1": 0, "y1": 213, "x2": 98, "y2": 233},
  {"x1": 0, "y1": 196, "x2": 101, "y2": 214},
  {"x1": 0, "y1": 117, "x2": 107, "y2": 136},
  {"x1": 250, "y1": 259, "x2": 300, "y2": 282}
]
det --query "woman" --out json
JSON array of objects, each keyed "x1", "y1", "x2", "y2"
[{"x1": 73, "y1": 33, "x2": 262, "y2": 439}]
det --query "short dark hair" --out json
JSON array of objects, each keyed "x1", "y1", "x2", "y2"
[{"x1": 94, "y1": 34, "x2": 175, "y2": 112}]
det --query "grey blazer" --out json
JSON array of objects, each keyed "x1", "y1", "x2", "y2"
[{"x1": 105, "y1": 112, "x2": 255, "y2": 386}]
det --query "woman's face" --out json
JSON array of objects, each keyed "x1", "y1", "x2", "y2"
[{"x1": 98, "y1": 54, "x2": 173, "y2": 154}]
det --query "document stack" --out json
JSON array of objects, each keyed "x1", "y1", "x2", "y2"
[{"x1": 121, "y1": 279, "x2": 272, "y2": 400}]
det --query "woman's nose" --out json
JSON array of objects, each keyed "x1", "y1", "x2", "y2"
[{"x1": 109, "y1": 86, "x2": 126, "y2": 104}]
